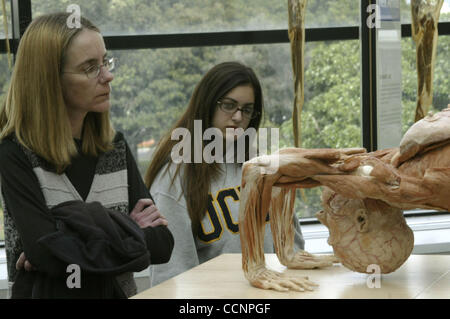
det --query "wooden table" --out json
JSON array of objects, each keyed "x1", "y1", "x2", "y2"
[{"x1": 133, "y1": 253, "x2": 450, "y2": 299}]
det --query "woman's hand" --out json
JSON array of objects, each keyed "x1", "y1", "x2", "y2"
[
  {"x1": 16, "y1": 252, "x2": 36, "y2": 271},
  {"x1": 130, "y1": 198, "x2": 168, "y2": 228}
]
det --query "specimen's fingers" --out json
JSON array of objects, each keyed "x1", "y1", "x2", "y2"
[
  {"x1": 305, "y1": 254, "x2": 339, "y2": 263},
  {"x1": 301, "y1": 262, "x2": 331, "y2": 269},
  {"x1": 310, "y1": 258, "x2": 334, "y2": 267},
  {"x1": 289, "y1": 257, "x2": 333, "y2": 269},
  {"x1": 291, "y1": 276, "x2": 319, "y2": 287},
  {"x1": 317, "y1": 254, "x2": 340, "y2": 263},
  {"x1": 340, "y1": 148, "x2": 367, "y2": 155},
  {"x1": 338, "y1": 156, "x2": 364, "y2": 172},
  {"x1": 289, "y1": 278, "x2": 316, "y2": 291},
  {"x1": 301, "y1": 149, "x2": 348, "y2": 161},
  {"x1": 277, "y1": 278, "x2": 306, "y2": 292},
  {"x1": 249, "y1": 268, "x2": 318, "y2": 292},
  {"x1": 276, "y1": 148, "x2": 344, "y2": 163},
  {"x1": 260, "y1": 281, "x2": 290, "y2": 292},
  {"x1": 296, "y1": 249, "x2": 314, "y2": 257},
  {"x1": 297, "y1": 285, "x2": 313, "y2": 292},
  {"x1": 296, "y1": 252, "x2": 333, "y2": 264},
  {"x1": 285, "y1": 254, "x2": 330, "y2": 269}
]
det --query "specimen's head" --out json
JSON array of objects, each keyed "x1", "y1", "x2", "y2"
[{"x1": 317, "y1": 187, "x2": 414, "y2": 274}]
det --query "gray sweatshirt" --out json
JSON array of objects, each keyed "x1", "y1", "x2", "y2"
[{"x1": 149, "y1": 162, "x2": 305, "y2": 286}]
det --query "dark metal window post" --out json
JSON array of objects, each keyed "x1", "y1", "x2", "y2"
[
  {"x1": 10, "y1": 0, "x2": 32, "y2": 57},
  {"x1": 360, "y1": 0, "x2": 378, "y2": 152}
]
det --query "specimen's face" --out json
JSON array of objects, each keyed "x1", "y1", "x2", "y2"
[{"x1": 317, "y1": 187, "x2": 414, "y2": 274}]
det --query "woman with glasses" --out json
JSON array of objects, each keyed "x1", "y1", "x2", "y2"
[
  {"x1": 144, "y1": 62, "x2": 305, "y2": 287},
  {"x1": 0, "y1": 13, "x2": 173, "y2": 298}
]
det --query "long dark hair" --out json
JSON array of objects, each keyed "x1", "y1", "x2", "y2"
[{"x1": 145, "y1": 61, "x2": 264, "y2": 234}]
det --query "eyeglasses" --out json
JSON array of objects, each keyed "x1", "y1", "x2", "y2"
[
  {"x1": 217, "y1": 99, "x2": 260, "y2": 120},
  {"x1": 63, "y1": 57, "x2": 115, "y2": 79}
]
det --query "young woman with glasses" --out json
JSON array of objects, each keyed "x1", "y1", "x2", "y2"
[
  {"x1": 144, "y1": 62, "x2": 305, "y2": 286},
  {"x1": 0, "y1": 13, "x2": 173, "y2": 298}
]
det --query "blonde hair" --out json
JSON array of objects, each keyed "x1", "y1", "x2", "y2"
[{"x1": 0, "y1": 12, "x2": 114, "y2": 173}]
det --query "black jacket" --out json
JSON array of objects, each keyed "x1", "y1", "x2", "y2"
[{"x1": 12, "y1": 200, "x2": 152, "y2": 299}]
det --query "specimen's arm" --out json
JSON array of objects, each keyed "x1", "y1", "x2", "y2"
[
  {"x1": 311, "y1": 144, "x2": 450, "y2": 212},
  {"x1": 239, "y1": 148, "x2": 364, "y2": 291}
]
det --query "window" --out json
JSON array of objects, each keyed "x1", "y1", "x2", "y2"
[
  {"x1": 110, "y1": 39, "x2": 361, "y2": 219},
  {"x1": 401, "y1": 35, "x2": 450, "y2": 133},
  {"x1": 2, "y1": 0, "x2": 450, "y2": 223},
  {"x1": 400, "y1": 2, "x2": 450, "y2": 140},
  {"x1": 0, "y1": 0, "x2": 11, "y2": 39},
  {"x1": 443, "y1": 0, "x2": 450, "y2": 21},
  {"x1": 33, "y1": 0, "x2": 359, "y2": 35}
]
